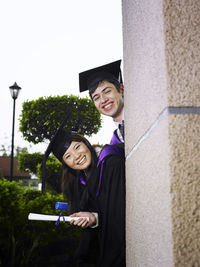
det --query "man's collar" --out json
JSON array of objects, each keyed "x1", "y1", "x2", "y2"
[{"x1": 113, "y1": 108, "x2": 124, "y2": 125}]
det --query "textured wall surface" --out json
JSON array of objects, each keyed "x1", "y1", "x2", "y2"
[
  {"x1": 126, "y1": 116, "x2": 173, "y2": 266},
  {"x1": 164, "y1": 0, "x2": 200, "y2": 265},
  {"x1": 122, "y1": 0, "x2": 174, "y2": 266},
  {"x1": 169, "y1": 114, "x2": 200, "y2": 266},
  {"x1": 122, "y1": 0, "x2": 168, "y2": 155},
  {"x1": 164, "y1": 0, "x2": 200, "y2": 106},
  {"x1": 123, "y1": 0, "x2": 200, "y2": 266}
]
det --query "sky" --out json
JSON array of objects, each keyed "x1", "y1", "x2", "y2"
[{"x1": 0, "y1": 0, "x2": 123, "y2": 154}]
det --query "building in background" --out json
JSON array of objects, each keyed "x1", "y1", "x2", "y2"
[{"x1": 0, "y1": 157, "x2": 38, "y2": 189}]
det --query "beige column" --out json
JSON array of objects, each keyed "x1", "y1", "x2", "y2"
[{"x1": 122, "y1": 0, "x2": 200, "y2": 266}]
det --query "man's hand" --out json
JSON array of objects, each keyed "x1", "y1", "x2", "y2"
[{"x1": 70, "y1": 212, "x2": 96, "y2": 228}]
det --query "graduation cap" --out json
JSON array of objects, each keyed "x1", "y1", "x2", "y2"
[
  {"x1": 41, "y1": 113, "x2": 76, "y2": 193},
  {"x1": 79, "y1": 59, "x2": 122, "y2": 93}
]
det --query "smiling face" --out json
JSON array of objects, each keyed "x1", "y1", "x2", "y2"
[
  {"x1": 62, "y1": 141, "x2": 92, "y2": 170},
  {"x1": 91, "y1": 81, "x2": 124, "y2": 122}
]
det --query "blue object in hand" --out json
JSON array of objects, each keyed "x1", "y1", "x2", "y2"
[
  {"x1": 55, "y1": 202, "x2": 68, "y2": 210},
  {"x1": 55, "y1": 202, "x2": 68, "y2": 226}
]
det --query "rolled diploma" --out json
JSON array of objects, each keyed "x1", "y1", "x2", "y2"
[{"x1": 28, "y1": 213, "x2": 89, "y2": 222}]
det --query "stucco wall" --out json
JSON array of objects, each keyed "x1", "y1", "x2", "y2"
[
  {"x1": 164, "y1": 0, "x2": 200, "y2": 106},
  {"x1": 122, "y1": 0, "x2": 200, "y2": 266},
  {"x1": 169, "y1": 114, "x2": 200, "y2": 266},
  {"x1": 126, "y1": 115, "x2": 173, "y2": 266}
]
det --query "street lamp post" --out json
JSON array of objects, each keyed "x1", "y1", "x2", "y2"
[{"x1": 9, "y1": 82, "x2": 21, "y2": 180}]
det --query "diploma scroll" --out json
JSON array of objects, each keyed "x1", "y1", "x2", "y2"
[{"x1": 28, "y1": 213, "x2": 89, "y2": 222}]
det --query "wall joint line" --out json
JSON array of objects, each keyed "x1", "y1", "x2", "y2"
[{"x1": 126, "y1": 106, "x2": 200, "y2": 160}]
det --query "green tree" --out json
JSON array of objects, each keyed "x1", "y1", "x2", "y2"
[
  {"x1": 18, "y1": 152, "x2": 63, "y2": 193},
  {"x1": 0, "y1": 145, "x2": 28, "y2": 157},
  {"x1": 37, "y1": 159, "x2": 62, "y2": 194},
  {"x1": 15, "y1": 146, "x2": 28, "y2": 156},
  {"x1": 17, "y1": 152, "x2": 43, "y2": 174},
  {"x1": 19, "y1": 95, "x2": 102, "y2": 144},
  {"x1": 0, "y1": 145, "x2": 8, "y2": 156}
]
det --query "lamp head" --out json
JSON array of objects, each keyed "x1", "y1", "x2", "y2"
[{"x1": 9, "y1": 82, "x2": 21, "y2": 99}]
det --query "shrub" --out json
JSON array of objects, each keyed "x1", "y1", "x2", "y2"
[{"x1": 0, "y1": 179, "x2": 80, "y2": 267}]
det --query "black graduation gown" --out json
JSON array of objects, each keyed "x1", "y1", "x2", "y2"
[
  {"x1": 66, "y1": 172, "x2": 99, "y2": 266},
  {"x1": 68, "y1": 144, "x2": 125, "y2": 267},
  {"x1": 95, "y1": 151, "x2": 125, "y2": 267}
]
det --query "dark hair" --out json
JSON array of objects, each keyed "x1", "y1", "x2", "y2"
[
  {"x1": 89, "y1": 78, "x2": 121, "y2": 98},
  {"x1": 61, "y1": 134, "x2": 98, "y2": 213}
]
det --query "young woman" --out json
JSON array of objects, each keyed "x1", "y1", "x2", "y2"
[{"x1": 50, "y1": 129, "x2": 125, "y2": 267}]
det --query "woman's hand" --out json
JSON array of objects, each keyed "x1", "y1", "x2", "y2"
[{"x1": 70, "y1": 211, "x2": 96, "y2": 228}]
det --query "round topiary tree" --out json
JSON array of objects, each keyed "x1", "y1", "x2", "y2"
[{"x1": 19, "y1": 94, "x2": 102, "y2": 144}]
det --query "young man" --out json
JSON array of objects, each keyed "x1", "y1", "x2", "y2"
[
  {"x1": 79, "y1": 60, "x2": 124, "y2": 144},
  {"x1": 78, "y1": 61, "x2": 125, "y2": 266}
]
